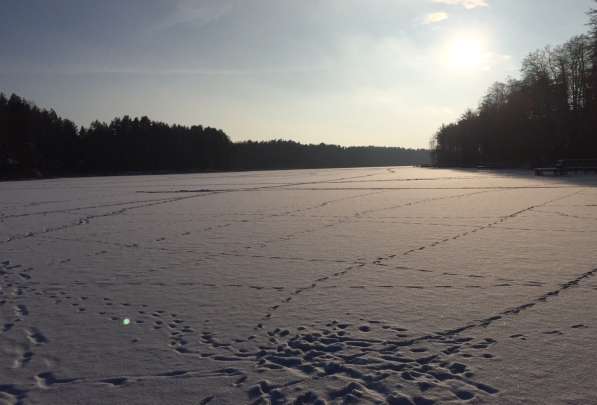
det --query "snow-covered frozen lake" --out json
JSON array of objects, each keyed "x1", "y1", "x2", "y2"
[{"x1": 1, "y1": 167, "x2": 596, "y2": 404}]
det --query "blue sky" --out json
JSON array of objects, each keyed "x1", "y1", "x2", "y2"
[{"x1": 1, "y1": 0, "x2": 594, "y2": 147}]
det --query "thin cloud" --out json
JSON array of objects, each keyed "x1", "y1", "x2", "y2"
[
  {"x1": 23, "y1": 65, "x2": 330, "y2": 77},
  {"x1": 432, "y1": 0, "x2": 488, "y2": 10},
  {"x1": 480, "y1": 52, "x2": 512, "y2": 71},
  {"x1": 423, "y1": 12, "x2": 449, "y2": 24},
  {"x1": 154, "y1": 0, "x2": 235, "y2": 31}
]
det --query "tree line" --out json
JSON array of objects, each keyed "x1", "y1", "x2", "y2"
[
  {"x1": 432, "y1": 3, "x2": 597, "y2": 167},
  {"x1": 0, "y1": 93, "x2": 429, "y2": 179}
]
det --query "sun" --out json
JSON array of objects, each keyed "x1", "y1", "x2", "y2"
[
  {"x1": 442, "y1": 33, "x2": 487, "y2": 70},
  {"x1": 449, "y1": 37, "x2": 483, "y2": 67}
]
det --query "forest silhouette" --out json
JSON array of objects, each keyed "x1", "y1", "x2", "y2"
[
  {"x1": 0, "y1": 94, "x2": 429, "y2": 179},
  {"x1": 432, "y1": 3, "x2": 597, "y2": 167}
]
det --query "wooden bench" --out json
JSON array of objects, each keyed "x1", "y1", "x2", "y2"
[{"x1": 535, "y1": 167, "x2": 561, "y2": 176}]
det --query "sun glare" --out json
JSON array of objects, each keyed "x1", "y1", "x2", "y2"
[{"x1": 442, "y1": 33, "x2": 486, "y2": 70}]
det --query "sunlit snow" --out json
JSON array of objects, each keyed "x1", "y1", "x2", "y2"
[{"x1": 1, "y1": 167, "x2": 596, "y2": 404}]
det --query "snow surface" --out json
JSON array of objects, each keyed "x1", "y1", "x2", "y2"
[{"x1": 1, "y1": 167, "x2": 596, "y2": 405}]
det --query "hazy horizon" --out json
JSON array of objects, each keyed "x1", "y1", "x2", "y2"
[{"x1": 0, "y1": 0, "x2": 593, "y2": 148}]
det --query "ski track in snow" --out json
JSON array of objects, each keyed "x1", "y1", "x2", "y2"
[{"x1": 1, "y1": 167, "x2": 596, "y2": 404}]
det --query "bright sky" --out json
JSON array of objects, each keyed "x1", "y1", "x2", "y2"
[{"x1": 0, "y1": 0, "x2": 594, "y2": 148}]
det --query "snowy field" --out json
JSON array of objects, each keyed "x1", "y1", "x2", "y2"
[{"x1": 1, "y1": 167, "x2": 597, "y2": 405}]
